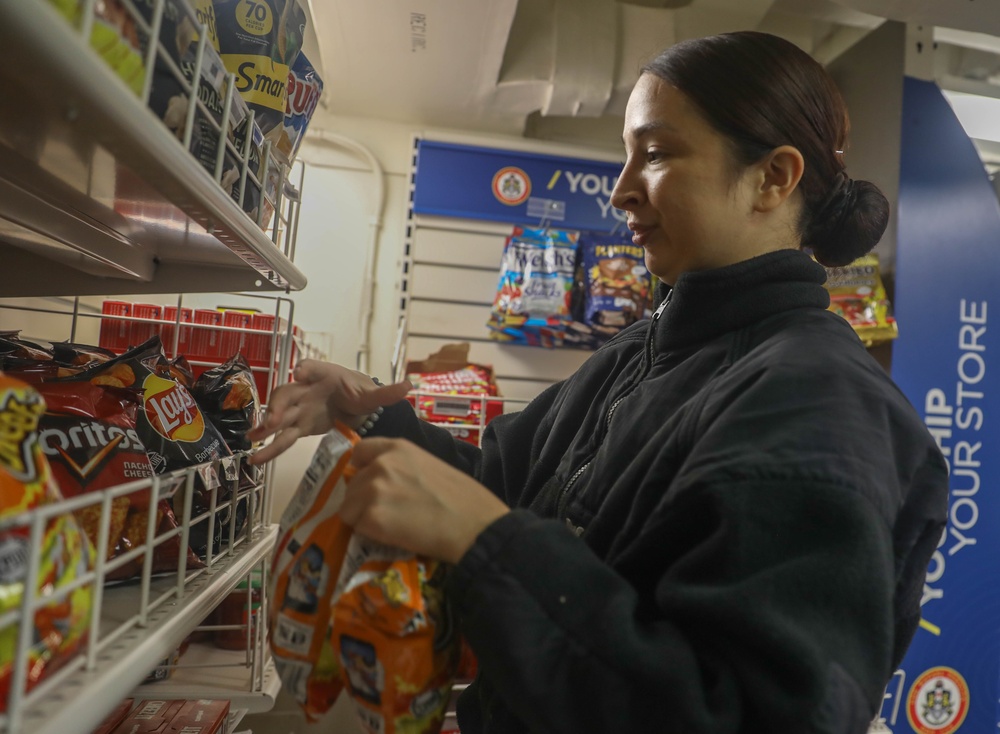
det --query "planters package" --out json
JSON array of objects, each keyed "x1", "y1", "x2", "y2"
[{"x1": 566, "y1": 232, "x2": 653, "y2": 347}]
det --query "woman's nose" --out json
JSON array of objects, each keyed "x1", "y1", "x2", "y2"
[{"x1": 610, "y1": 165, "x2": 641, "y2": 211}]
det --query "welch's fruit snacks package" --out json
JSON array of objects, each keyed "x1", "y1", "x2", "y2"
[
  {"x1": 487, "y1": 227, "x2": 579, "y2": 348},
  {"x1": 277, "y1": 51, "x2": 323, "y2": 164}
]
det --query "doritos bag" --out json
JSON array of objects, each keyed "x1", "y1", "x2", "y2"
[
  {"x1": 0, "y1": 375, "x2": 93, "y2": 709},
  {"x1": 270, "y1": 425, "x2": 459, "y2": 732},
  {"x1": 35, "y1": 381, "x2": 202, "y2": 582}
]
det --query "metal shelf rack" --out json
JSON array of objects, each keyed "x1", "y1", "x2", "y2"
[{"x1": 0, "y1": 1, "x2": 307, "y2": 297}]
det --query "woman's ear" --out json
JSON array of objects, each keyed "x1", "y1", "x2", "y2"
[{"x1": 754, "y1": 145, "x2": 805, "y2": 212}]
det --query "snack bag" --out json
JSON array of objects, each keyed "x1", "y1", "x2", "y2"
[
  {"x1": 212, "y1": 0, "x2": 307, "y2": 144},
  {"x1": 133, "y1": 0, "x2": 239, "y2": 191},
  {"x1": 49, "y1": 0, "x2": 146, "y2": 95},
  {"x1": 568, "y1": 232, "x2": 653, "y2": 348},
  {"x1": 270, "y1": 425, "x2": 459, "y2": 731},
  {"x1": 405, "y1": 344, "x2": 501, "y2": 447},
  {"x1": 0, "y1": 334, "x2": 81, "y2": 383},
  {"x1": 190, "y1": 353, "x2": 261, "y2": 452},
  {"x1": 823, "y1": 253, "x2": 899, "y2": 346},
  {"x1": 487, "y1": 227, "x2": 579, "y2": 348},
  {"x1": 277, "y1": 51, "x2": 323, "y2": 165},
  {"x1": 35, "y1": 380, "x2": 202, "y2": 582},
  {"x1": 73, "y1": 337, "x2": 235, "y2": 559},
  {"x1": 0, "y1": 375, "x2": 93, "y2": 708},
  {"x1": 51, "y1": 342, "x2": 117, "y2": 369}
]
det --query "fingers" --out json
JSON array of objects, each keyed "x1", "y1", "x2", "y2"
[
  {"x1": 370, "y1": 379, "x2": 413, "y2": 409},
  {"x1": 291, "y1": 358, "x2": 327, "y2": 384},
  {"x1": 349, "y1": 437, "x2": 399, "y2": 469},
  {"x1": 341, "y1": 378, "x2": 413, "y2": 416},
  {"x1": 247, "y1": 383, "x2": 305, "y2": 441},
  {"x1": 249, "y1": 424, "x2": 302, "y2": 464}
]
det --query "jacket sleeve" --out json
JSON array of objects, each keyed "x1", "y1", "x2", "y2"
[
  {"x1": 367, "y1": 382, "x2": 565, "y2": 503},
  {"x1": 445, "y1": 371, "x2": 947, "y2": 734}
]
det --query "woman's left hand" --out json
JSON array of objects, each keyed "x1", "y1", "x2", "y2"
[{"x1": 343, "y1": 438, "x2": 510, "y2": 564}]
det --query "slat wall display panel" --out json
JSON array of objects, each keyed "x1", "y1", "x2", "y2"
[
  {"x1": 411, "y1": 226, "x2": 509, "y2": 269},
  {"x1": 403, "y1": 214, "x2": 593, "y2": 412},
  {"x1": 409, "y1": 264, "x2": 498, "y2": 305},
  {"x1": 408, "y1": 300, "x2": 494, "y2": 340}
]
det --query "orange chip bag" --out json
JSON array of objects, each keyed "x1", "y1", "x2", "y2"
[
  {"x1": 0, "y1": 374, "x2": 93, "y2": 709},
  {"x1": 269, "y1": 425, "x2": 459, "y2": 732}
]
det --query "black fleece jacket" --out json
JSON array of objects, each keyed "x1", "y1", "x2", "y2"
[{"x1": 371, "y1": 249, "x2": 948, "y2": 734}]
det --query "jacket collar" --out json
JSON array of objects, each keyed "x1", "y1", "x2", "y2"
[{"x1": 653, "y1": 248, "x2": 831, "y2": 351}]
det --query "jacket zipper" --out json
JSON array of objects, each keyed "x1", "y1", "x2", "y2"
[{"x1": 558, "y1": 291, "x2": 672, "y2": 508}]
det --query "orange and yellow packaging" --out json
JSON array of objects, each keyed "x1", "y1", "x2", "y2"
[
  {"x1": 0, "y1": 374, "x2": 93, "y2": 709},
  {"x1": 269, "y1": 424, "x2": 458, "y2": 734}
]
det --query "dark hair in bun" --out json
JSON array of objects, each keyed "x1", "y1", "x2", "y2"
[{"x1": 642, "y1": 31, "x2": 890, "y2": 266}]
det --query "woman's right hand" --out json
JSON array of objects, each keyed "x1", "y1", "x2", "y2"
[{"x1": 246, "y1": 359, "x2": 411, "y2": 464}]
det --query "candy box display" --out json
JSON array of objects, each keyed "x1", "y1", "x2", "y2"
[{"x1": 405, "y1": 343, "x2": 502, "y2": 447}]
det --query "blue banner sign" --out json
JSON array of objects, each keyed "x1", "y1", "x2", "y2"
[
  {"x1": 412, "y1": 139, "x2": 626, "y2": 232},
  {"x1": 889, "y1": 76, "x2": 1000, "y2": 733}
]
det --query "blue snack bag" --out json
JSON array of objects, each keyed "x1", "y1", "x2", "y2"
[
  {"x1": 578, "y1": 232, "x2": 653, "y2": 343},
  {"x1": 278, "y1": 51, "x2": 324, "y2": 164},
  {"x1": 487, "y1": 227, "x2": 579, "y2": 348}
]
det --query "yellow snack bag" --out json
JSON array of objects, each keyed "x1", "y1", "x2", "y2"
[
  {"x1": 0, "y1": 374, "x2": 93, "y2": 709},
  {"x1": 824, "y1": 253, "x2": 899, "y2": 346},
  {"x1": 269, "y1": 424, "x2": 458, "y2": 732}
]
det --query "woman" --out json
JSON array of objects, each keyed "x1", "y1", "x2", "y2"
[{"x1": 249, "y1": 31, "x2": 948, "y2": 733}]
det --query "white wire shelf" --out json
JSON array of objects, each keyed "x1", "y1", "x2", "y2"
[
  {"x1": 135, "y1": 644, "x2": 281, "y2": 715},
  {"x1": 9, "y1": 523, "x2": 277, "y2": 734},
  {"x1": 0, "y1": 1, "x2": 307, "y2": 297},
  {"x1": 0, "y1": 444, "x2": 279, "y2": 734}
]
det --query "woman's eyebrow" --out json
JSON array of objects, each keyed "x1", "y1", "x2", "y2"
[{"x1": 623, "y1": 120, "x2": 679, "y2": 145}]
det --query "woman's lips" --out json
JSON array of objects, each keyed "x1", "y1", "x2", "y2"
[{"x1": 629, "y1": 224, "x2": 652, "y2": 246}]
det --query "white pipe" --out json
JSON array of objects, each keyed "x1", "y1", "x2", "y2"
[{"x1": 307, "y1": 130, "x2": 386, "y2": 375}]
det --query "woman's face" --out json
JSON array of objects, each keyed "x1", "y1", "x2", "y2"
[{"x1": 611, "y1": 75, "x2": 764, "y2": 285}]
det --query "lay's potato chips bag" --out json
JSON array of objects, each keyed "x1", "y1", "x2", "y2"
[{"x1": 269, "y1": 424, "x2": 458, "y2": 733}]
